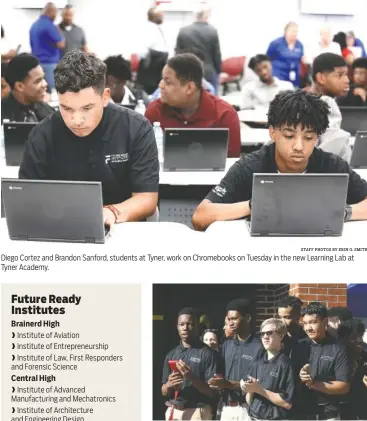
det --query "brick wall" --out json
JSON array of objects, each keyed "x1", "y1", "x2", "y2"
[
  {"x1": 255, "y1": 284, "x2": 348, "y2": 329},
  {"x1": 289, "y1": 283, "x2": 347, "y2": 308}
]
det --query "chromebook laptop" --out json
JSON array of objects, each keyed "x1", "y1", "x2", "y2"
[
  {"x1": 350, "y1": 131, "x2": 367, "y2": 169},
  {"x1": 246, "y1": 174, "x2": 349, "y2": 236},
  {"x1": 340, "y1": 107, "x2": 367, "y2": 136},
  {"x1": 163, "y1": 128, "x2": 228, "y2": 171},
  {"x1": 1, "y1": 179, "x2": 109, "y2": 243},
  {"x1": 4, "y1": 122, "x2": 37, "y2": 166}
]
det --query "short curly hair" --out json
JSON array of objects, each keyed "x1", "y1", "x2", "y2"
[{"x1": 54, "y1": 50, "x2": 106, "y2": 94}]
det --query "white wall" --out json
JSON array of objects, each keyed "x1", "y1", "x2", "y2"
[{"x1": 2, "y1": 0, "x2": 367, "y2": 62}]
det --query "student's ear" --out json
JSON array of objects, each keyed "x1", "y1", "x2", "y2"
[
  {"x1": 14, "y1": 81, "x2": 24, "y2": 93},
  {"x1": 269, "y1": 126, "x2": 276, "y2": 142},
  {"x1": 187, "y1": 81, "x2": 196, "y2": 96},
  {"x1": 315, "y1": 72, "x2": 324, "y2": 86},
  {"x1": 102, "y1": 87, "x2": 110, "y2": 106}
]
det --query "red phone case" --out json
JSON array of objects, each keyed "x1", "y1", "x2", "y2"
[{"x1": 168, "y1": 360, "x2": 178, "y2": 371}]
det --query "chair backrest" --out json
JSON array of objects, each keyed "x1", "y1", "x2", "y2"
[
  {"x1": 130, "y1": 53, "x2": 140, "y2": 73},
  {"x1": 221, "y1": 56, "x2": 246, "y2": 76}
]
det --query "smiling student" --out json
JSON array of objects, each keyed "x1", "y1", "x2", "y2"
[
  {"x1": 18, "y1": 51, "x2": 159, "y2": 226},
  {"x1": 192, "y1": 90, "x2": 367, "y2": 231}
]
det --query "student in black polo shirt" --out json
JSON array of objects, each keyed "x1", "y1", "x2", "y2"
[
  {"x1": 19, "y1": 50, "x2": 159, "y2": 226},
  {"x1": 192, "y1": 90, "x2": 367, "y2": 231},
  {"x1": 277, "y1": 296, "x2": 307, "y2": 358},
  {"x1": 1, "y1": 54, "x2": 54, "y2": 123},
  {"x1": 161, "y1": 307, "x2": 217, "y2": 420},
  {"x1": 294, "y1": 302, "x2": 351, "y2": 420},
  {"x1": 208, "y1": 299, "x2": 262, "y2": 420},
  {"x1": 242, "y1": 318, "x2": 295, "y2": 420}
]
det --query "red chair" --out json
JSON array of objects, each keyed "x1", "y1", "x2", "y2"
[{"x1": 219, "y1": 56, "x2": 246, "y2": 95}]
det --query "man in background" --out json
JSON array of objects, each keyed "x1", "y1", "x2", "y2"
[
  {"x1": 1, "y1": 62, "x2": 10, "y2": 99},
  {"x1": 176, "y1": 3, "x2": 221, "y2": 94},
  {"x1": 241, "y1": 54, "x2": 294, "y2": 109},
  {"x1": 58, "y1": 5, "x2": 88, "y2": 57},
  {"x1": 276, "y1": 295, "x2": 306, "y2": 357},
  {"x1": 30, "y1": 2, "x2": 65, "y2": 90},
  {"x1": 137, "y1": 6, "x2": 168, "y2": 95},
  {"x1": 1, "y1": 53, "x2": 53, "y2": 123}
]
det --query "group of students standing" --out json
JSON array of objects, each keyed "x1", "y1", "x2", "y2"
[{"x1": 161, "y1": 298, "x2": 367, "y2": 420}]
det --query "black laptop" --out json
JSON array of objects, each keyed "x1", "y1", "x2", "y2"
[
  {"x1": 1, "y1": 179, "x2": 109, "y2": 243},
  {"x1": 350, "y1": 131, "x2": 367, "y2": 169},
  {"x1": 163, "y1": 128, "x2": 229, "y2": 171},
  {"x1": 4, "y1": 122, "x2": 37, "y2": 166},
  {"x1": 247, "y1": 174, "x2": 349, "y2": 236},
  {"x1": 340, "y1": 107, "x2": 367, "y2": 136}
]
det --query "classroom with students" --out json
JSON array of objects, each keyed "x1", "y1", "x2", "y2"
[{"x1": 1, "y1": 0, "x2": 367, "y2": 243}]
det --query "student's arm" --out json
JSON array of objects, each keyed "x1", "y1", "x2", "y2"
[
  {"x1": 144, "y1": 102, "x2": 160, "y2": 124},
  {"x1": 220, "y1": 108, "x2": 241, "y2": 157},
  {"x1": 161, "y1": 355, "x2": 183, "y2": 397},
  {"x1": 19, "y1": 125, "x2": 52, "y2": 179},
  {"x1": 241, "y1": 83, "x2": 255, "y2": 110},
  {"x1": 49, "y1": 24, "x2": 64, "y2": 49},
  {"x1": 103, "y1": 121, "x2": 159, "y2": 225},
  {"x1": 81, "y1": 30, "x2": 88, "y2": 53},
  {"x1": 192, "y1": 160, "x2": 251, "y2": 231},
  {"x1": 245, "y1": 377, "x2": 292, "y2": 410},
  {"x1": 310, "y1": 346, "x2": 351, "y2": 395},
  {"x1": 176, "y1": 360, "x2": 214, "y2": 398},
  {"x1": 246, "y1": 391, "x2": 254, "y2": 405}
]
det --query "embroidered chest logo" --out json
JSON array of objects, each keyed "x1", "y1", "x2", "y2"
[
  {"x1": 105, "y1": 153, "x2": 129, "y2": 164},
  {"x1": 241, "y1": 355, "x2": 253, "y2": 360},
  {"x1": 270, "y1": 371, "x2": 279, "y2": 378},
  {"x1": 189, "y1": 357, "x2": 201, "y2": 363},
  {"x1": 320, "y1": 356, "x2": 334, "y2": 362},
  {"x1": 213, "y1": 186, "x2": 226, "y2": 197}
]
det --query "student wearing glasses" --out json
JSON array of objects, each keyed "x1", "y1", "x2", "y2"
[{"x1": 241, "y1": 318, "x2": 295, "y2": 420}]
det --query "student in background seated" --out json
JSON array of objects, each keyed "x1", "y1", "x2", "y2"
[
  {"x1": 150, "y1": 47, "x2": 215, "y2": 100},
  {"x1": 333, "y1": 33, "x2": 355, "y2": 66},
  {"x1": 311, "y1": 53, "x2": 351, "y2": 161},
  {"x1": 145, "y1": 53, "x2": 241, "y2": 158},
  {"x1": 192, "y1": 90, "x2": 367, "y2": 231},
  {"x1": 104, "y1": 55, "x2": 150, "y2": 107},
  {"x1": 241, "y1": 54, "x2": 294, "y2": 110},
  {"x1": 346, "y1": 31, "x2": 366, "y2": 58},
  {"x1": 1, "y1": 54, "x2": 54, "y2": 123},
  {"x1": 337, "y1": 58, "x2": 367, "y2": 106},
  {"x1": 1, "y1": 62, "x2": 10, "y2": 99},
  {"x1": 19, "y1": 51, "x2": 159, "y2": 226}
]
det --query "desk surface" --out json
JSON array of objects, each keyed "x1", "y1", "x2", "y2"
[
  {"x1": 238, "y1": 109, "x2": 268, "y2": 124},
  {"x1": 206, "y1": 219, "x2": 367, "y2": 240}
]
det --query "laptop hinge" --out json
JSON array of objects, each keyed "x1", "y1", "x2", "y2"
[
  {"x1": 16, "y1": 235, "x2": 28, "y2": 241},
  {"x1": 168, "y1": 168, "x2": 177, "y2": 172},
  {"x1": 212, "y1": 167, "x2": 220, "y2": 171},
  {"x1": 324, "y1": 230, "x2": 334, "y2": 237},
  {"x1": 259, "y1": 231, "x2": 269, "y2": 237},
  {"x1": 85, "y1": 237, "x2": 96, "y2": 243}
]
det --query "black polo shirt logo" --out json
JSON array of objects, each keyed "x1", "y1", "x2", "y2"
[
  {"x1": 213, "y1": 186, "x2": 226, "y2": 198},
  {"x1": 241, "y1": 354, "x2": 253, "y2": 360},
  {"x1": 270, "y1": 371, "x2": 279, "y2": 378},
  {"x1": 320, "y1": 355, "x2": 334, "y2": 362},
  {"x1": 189, "y1": 357, "x2": 201, "y2": 363},
  {"x1": 105, "y1": 153, "x2": 129, "y2": 164}
]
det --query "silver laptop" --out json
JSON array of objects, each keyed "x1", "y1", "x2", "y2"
[
  {"x1": 351, "y1": 131, "x2": 367, "y2": 169},
  {"x1": 340, "y1": 107, "x2": 367, "y2": 136},
  {"x1": 163, "y1": 128, "x2": 228, "y2": 171},
  {"x1": 1, "y1": 179, "x2": 109, "y2": 243},
  {"x1": 247, "y1": 174, "x2": 349, "y2": 236},
  {"x1": 4, "y1": 122, "x2": 37, "y2": 166}
]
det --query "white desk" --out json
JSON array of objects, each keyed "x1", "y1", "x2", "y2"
[
  {"x1": 0, "y1": 219, "x2": 201, "y2": 247},
  {"x1": 221, "y1": 92, "x2": 242, "y2": 108},
  {"x1": 238, "y1": 109, "x2": 268, "y2": 124},
  {"x1": 241, "y1": 125, "x2": 268, "y2": 146},
  {"x1": 159, "y1": 158, "x2": 238, "y2": 186},
  {"x1": 206, "y1": 219, "x2": 367, "y2": 240},
  {"x1": 355, "y1": 169, "x2": 367, "y2": 179}
]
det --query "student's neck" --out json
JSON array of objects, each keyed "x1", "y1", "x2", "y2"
[
  {"x1": 181, "y1": 339, "x2": 193, "y2": 348},
  {"x1": 264, "y1": 77, "x2": 275, "y2": 86},
  {"x1": 113, "y1": 87, "x2": 125, "y2": 104},
  {"x1": 311, "y1": 333, "x2": 326, "y2": 344},
  {"x1": 12, "y1": 90, "x2": 33, "y2": 106},
  {"x1": 237, "y1": 328, "x2": 250, "y2": 341},
  {"x1": 312, "y1": 84, "x2": 332, "y2": 97},
  {"x1": 181, "y1": 91, "x2": 201, "y2": 118},
  {"x1": 267, "y1": 349, "x2": 280, "y2": 360},
  {"x1": 275, "y1": 150, "x2": 308, "y2": 174}
]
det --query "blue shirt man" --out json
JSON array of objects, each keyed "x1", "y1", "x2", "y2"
[
  {"x1": 30, "y1": 3, "x2": 64, "y2": 90},
  {"x1": 267, "y1": 34, "x2": 304, "y2": 87}
]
